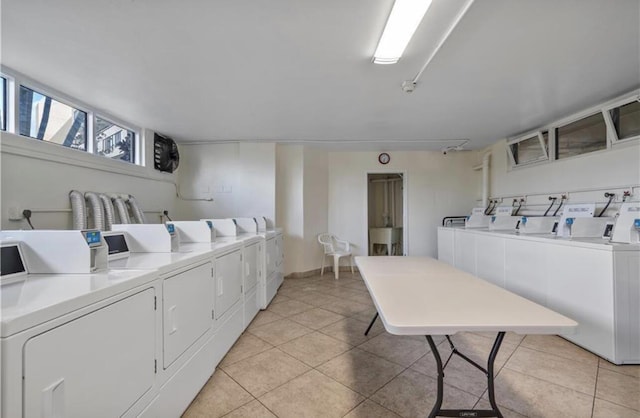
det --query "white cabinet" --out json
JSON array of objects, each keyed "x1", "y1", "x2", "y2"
[
  {"x1": 244, "y1": 242, "x2": 259, "y2": 292},
  {"x1": 243, "y1": 241, "x2": 261, "y2": 328},
  {"x1": 437, "y1": 228, "x2": 455, "y2": 265},
  {"x1": 476, "y1": 234, "x2": 505, "y2": 288},
  {"x1": 547, "y1": 245, "x2": 615, "y2": 359},
  {"x1": 454, "y1": 228, "x2": 476, "y2": 274},
  {"x1": 163, "y1": 262, "x2": 214, "y2": 368},
  {"x1": 504, "y1": 239, "x2": 548, "y2": 306},
  {"x1": 23, "y1": 289, "x2": 155, "y2": 418},
  {"x1": 613, "y1": 251, "x2": 640, "y2": 363},
  {"x1": 215, "y1": 249, "x2": 242, "y2": 319},
  {"x1": 438, "y1": 226, "x2": 640, "y2": 364},
  {"x1": 266, "y1": 237, "x2": 276, "y2": 277}
]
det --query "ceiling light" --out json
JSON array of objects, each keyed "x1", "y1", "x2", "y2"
[{"x1": 373, "y1": 0, "x2": 434, "y2": 64}]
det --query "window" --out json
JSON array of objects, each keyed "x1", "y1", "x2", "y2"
[
  {"x1": 95, "y1": 116, "x2": 135, "y2": 163},
  {"x1": 18, "y1": 86, "x2": 87, "y2": 150},
  {"x1": 556, "y1": 112, "x2": 607, "y2": 159},
  {"x1": 610, "y1": 100, "x2": 640, "y2": 141},
  {"x1": 0, "y1": 77, "x2": 6, "y2": 131},
  {"x1": 508, "y1": 131, "x2": 549, "y2": 166}
]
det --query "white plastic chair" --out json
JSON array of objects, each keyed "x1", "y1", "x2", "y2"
[{"x1": 318, "y1": 233, "x2": 354, "y2": 279}]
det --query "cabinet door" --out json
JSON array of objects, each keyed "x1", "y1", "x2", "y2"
[
  {"x1": 244, "y1": 243, "x2": 259, "y2": 292},
  {"x1": 24, "y1": 289, "x2": 155, "y2": 418},
  {"x1": 476, "y1": 234, "x2": 505, "y2": 288},
  {"x1": 163, "y1": 262, "x2": 214, "y2": 368},
  {"x1": 547, "y1": 246, "x2": 615, "y2": 359},
  {"x1": 215, "y1": 250, "x2": 243, "y2": 319},
  {"x1": 504, "y1": 239, "x2": 548, "y2": 306}
]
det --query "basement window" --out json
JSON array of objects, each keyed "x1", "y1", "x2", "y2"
[
  {"x1": 610, "y1": 100, "x2": 640, "y2": 141},
  {"x1": 507, "y1": 131, "x2": 549, "y2": 166},
  {"x1": 95, "y1": 116, "x2": 136, "y2": 164},
  {"x1": 19, "y1": 86, "x2": 87, "y2": 150},
  {"x1": 555, "y1": 112, "x2": 607, "y2": 159},
  {"x1": 0, "y1": 77, "x2": 6, "y2": 131}
]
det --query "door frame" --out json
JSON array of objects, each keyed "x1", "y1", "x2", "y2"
[{"x1": 365, "y1": 170, "x2": 408, "y2": 256}]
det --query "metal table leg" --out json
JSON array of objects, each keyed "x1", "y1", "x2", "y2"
[
  {"x1": 364, "y1": 312, "x2": 378, "y2": 336},
  {"x1": 425, "y1": 332, "x2": 506, "y2": 418}
]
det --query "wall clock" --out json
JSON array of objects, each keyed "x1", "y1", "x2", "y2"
[{"x1": 378, "y1": 152, "x2": 390, "y2": 165}]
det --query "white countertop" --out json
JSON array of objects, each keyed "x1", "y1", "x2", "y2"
[
  {"x1": 438, "y1": 226, "x2": 640, "y2": 251},
  {"x1": 109, "y1": 249, "x2": 213, "y2": 275},
  {"x1": 1, "y1": 269, "x2": 158, "y2": 337},
  {"x1": 355, "y1": 256, "x2": 577, "y2": 336},
  {"x1": 179, "y1": 240, "x2": 244, "y2": 255}
]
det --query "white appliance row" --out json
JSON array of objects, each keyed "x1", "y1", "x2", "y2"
[
  {"x1": 437, "y1": 226, "x2": 639, "y2": 365},
  {"x1": 0, "y1": 223, "x2": 284, "y2": 418}
]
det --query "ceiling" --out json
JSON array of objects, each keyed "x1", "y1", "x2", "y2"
[{"x1": 2, "y1": 0, "x2": 639, "y2": 150}]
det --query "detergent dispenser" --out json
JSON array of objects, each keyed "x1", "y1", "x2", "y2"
[
  {"x1": 0, "y1": 229, "x2": 108, "y2": 273},
  {"x1": 611, "y1": 202, "x2": 640, "y2": 243}
]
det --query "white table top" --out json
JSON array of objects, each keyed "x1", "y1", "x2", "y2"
[{"x1": 355, "y1": 256, "x2": 577, "y2": 336}]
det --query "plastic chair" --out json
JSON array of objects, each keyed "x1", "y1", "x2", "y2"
[{"x1": 318, "y1": 233, "x2": 354, "y2": 279}]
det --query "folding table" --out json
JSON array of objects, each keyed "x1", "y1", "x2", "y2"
[{"x1": 355, "y1": 256, "x2": 577, "y2": 418}]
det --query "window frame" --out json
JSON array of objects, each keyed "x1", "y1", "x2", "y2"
[
  {"x1": 94, "y1": 114, "x2": 140, "y2": 165},
  {"x1": 0, "y1": 76, "x2": 7, "y2": 131},
  {"x1": 0, "y1": 66, "x2": 143, "y2": 166},
  {"x1": 602, "y1": 94, "x2": 640, "y2": 145},
  {"x1": 17, "y1": 84, "x2": 90, "y2": 151},
  {"x1": 507, "y1": 89, "x2": 639, "y2": 170},
  {"x1": 506, "y1": 130, "x2": 549, "y2": 167},
  {"x1": 554, "y1": 110, "x2": 610, "y2": 161}
]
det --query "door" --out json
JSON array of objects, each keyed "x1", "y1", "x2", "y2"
[
  {"x1": 163, "y1": 262, "x2": 214, "y2": 368},
  {"x1": 244, "y1": 242, "x2": 259, "y2": 292},
  {"x1": 215, "y1": 249, "x2": 243, "y2": 319},
  {"x1": 367, "y1": 173, "x2": 405, "y2": 256},
  {"x1": 24, "y1": 289, "x2": 156, "y2": 418}
]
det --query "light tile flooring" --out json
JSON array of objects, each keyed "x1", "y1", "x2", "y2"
[{"x1": 183, "y1": 273, "x2": 640, "y2": 418}]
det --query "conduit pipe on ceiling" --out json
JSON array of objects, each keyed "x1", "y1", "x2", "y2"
[
  {"x1": 99, "y1": 193, "x2": 116, "y2": 231},
  {"x1": 69, "y1": 190, "x2": 87, "y2": 230},
  {"x1": 482, "y1": 152, "x2": 491, "y2": 208},
  {"x1": 84, "y1": 192, "x2": 105, "y2": 231}
]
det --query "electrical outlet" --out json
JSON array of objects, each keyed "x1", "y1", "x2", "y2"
[{"x1": 8, "y1": 205, "x2": 23, "y2": 221}]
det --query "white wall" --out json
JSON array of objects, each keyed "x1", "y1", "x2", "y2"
[
  {"x1": 276, "y1": 145, "x2": 304, "y2": 274},
  {"x1": 328, "y1": 151, "x2": 481, "y2": 258},
  {"x1": 175, "y1": 142, "x2": 276, "y2": 222},
  {"x1": 275, "y1": 145, "x2": 330, "y2": 276},
  {"x1": 0, "y1": 130, "x2": 176, "y2": 230},
  {"x1": 302, "y1": 147, "x2": 328, "y2": 271},
  {"x1": 487, "y1": 139, "x2": 640, "y2": 212}
]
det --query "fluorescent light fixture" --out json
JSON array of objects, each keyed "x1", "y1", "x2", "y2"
[{"x1": 373, "y1": 0, "x2": 433, "y2": 64}]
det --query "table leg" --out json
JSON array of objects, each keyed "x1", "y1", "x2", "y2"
[
  {"x1": 425, "y1": 333, "x2": 506, "y2": 418},
  {"x1": 364, "y1": 312, "x2": 379, "y2": 336}
]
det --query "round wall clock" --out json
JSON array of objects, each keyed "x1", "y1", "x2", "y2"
[{"x1": 378, "y1": 152, "x2": 391, "y2": 165}]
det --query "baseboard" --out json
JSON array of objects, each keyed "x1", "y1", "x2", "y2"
[{"x1": 285, "y1": 266, "x2": 359, "y2": 279}]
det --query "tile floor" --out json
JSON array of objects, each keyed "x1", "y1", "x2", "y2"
[{"x1": 183, "y1": 273, "x2": 640, "y2": 418}]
